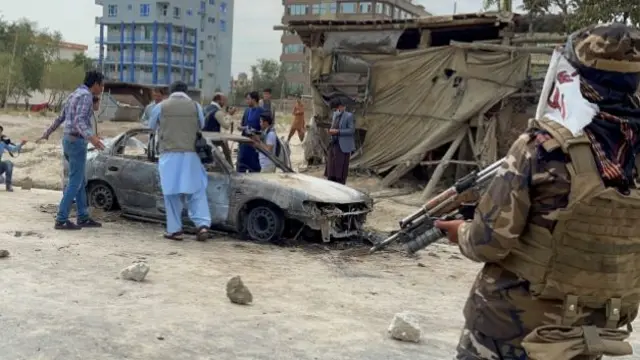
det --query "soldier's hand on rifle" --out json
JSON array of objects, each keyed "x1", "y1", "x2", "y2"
[{"x1": 434, "y1": 219, "x2": 465, "y2": 244}]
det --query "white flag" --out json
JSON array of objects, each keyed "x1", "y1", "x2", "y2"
[{"x1": 535, "y1": 49, "x2": 599, "y2": 136}]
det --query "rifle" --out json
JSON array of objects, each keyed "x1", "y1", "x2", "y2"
[{"x1": 368, "y1": 158, "x2": 504, "y2": 255}]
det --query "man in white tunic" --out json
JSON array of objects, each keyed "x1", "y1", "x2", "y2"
[{"x1": 148, "y1": 81, "x2": 211, "y2": 241}]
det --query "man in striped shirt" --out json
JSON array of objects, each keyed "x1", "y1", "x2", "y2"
[{"x1": 52, "y1": 70, "x2": 106, "y2": 230}]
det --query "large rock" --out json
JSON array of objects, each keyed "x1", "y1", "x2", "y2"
[
  {"x1": 226, "y1": 276, "x2": 253, "y2": 305},
  {"x1": 120, "y1": 262, "x2": 150, "y2": 282},
  {"x1": 21, "y1": 177, "x2": 33, "y2": 190},
  {"x1": 0, "y1": 249, "x2": 9, "y2": 258},
  {"x1": 388, "y1": 311, "x2": 421, "y2": 343}
]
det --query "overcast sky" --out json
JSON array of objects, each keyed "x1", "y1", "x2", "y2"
[{"x1": 0, "y1": 0, "x2": 523, "y2": 76}]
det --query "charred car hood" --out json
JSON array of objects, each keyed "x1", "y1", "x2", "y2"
[{"x1": 248, "y1": 173, "x2": 370, "y2": 204}]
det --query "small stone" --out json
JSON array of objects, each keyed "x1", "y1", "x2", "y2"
[
  {"x1": 21, "y1": 177, "x2": 33, "y2": 190},
  {"x1": 388, "y1": 311, "x2": 421, "y2": 343},
  {"x1": 226, "y1": 276, "x2": 253, "y2": 305},
  {"x1": 156, "y1": 335, "x2": 165, "y2": 340},
  {"x1": 120, "y1": 262, "x2": 150, "y2": 282},
  {"x1": 0, "y1": 249, "x2": 9, "y2": 258}
]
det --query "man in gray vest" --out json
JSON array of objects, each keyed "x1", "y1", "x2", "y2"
[
  {"x1": 148, "y1": 81, "x2": 211, "y2": 241},
  {"x1": 259, "y1": 88, "x2": 276, "y2": 125}
]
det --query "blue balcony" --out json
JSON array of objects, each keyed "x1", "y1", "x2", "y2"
[{"x1": 97, "y1": 35, "x2": 196, "y2": 47}]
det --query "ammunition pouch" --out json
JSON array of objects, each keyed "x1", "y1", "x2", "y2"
[{"x1": 522, "y1": 325, "x2": 632, "y2": 359}]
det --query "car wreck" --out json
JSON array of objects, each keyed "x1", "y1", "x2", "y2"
[{"x1": 82, "y1": 128, "x2": 373, "y2": 242}]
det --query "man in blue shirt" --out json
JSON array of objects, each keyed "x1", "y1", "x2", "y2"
[
  {"x1": 0, "y1": 125, "x2": 26, "y2": 192},
  {"x1": 236, "y1": 91, "x2": 261, "y2": 173}
]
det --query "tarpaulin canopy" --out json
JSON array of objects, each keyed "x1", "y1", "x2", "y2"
[{"x1": 349, "y1": 46, "x2": 529, "y2": 180}]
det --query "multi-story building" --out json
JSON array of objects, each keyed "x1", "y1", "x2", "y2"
[
  {"x1": 281, "y1": 1, "x2": 431, "y2": 95},
  {"x1": 94, "y1": 0, "x2": 234, "y2": 99},
  {"x1": 56, "y1": 41, "x2": 89, "y2": 61}
]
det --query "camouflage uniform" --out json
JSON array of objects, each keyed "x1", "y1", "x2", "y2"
[{"x1": 454, "y1": 24, "x2": 640, "y2": 360}]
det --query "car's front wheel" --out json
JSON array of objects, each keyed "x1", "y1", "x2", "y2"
[
  {"x1": 244, "y1": 205, "x2": 284, "y2": 243},
  {"x1": 87, "y1": 181, "x2": 117, "y2": 211}
]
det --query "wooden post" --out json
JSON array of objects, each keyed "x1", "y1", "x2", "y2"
[
  {"x1": 449, "y1": 41, "x2": 553, "y2": 54},
  {"x1": 420, "y1": 128, "x2": 466, "y2": 202},
  {"x1": 475, "y1": 113, "x2": 485, "y2": 164}
]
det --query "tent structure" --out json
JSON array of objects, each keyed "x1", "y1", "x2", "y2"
[{"x1": 276, "y1": 12, "x2": 565, "y2": 200}]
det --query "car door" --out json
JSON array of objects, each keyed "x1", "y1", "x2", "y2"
[{"x1": 105, "y1": 133, "x2": 159, "y2": 212}]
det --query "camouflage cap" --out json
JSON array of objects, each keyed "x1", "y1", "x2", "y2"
[{"x1": 570, "y1": 23, "x2": 640, "y2": 73}]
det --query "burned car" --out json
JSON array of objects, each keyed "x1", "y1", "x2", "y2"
[{"x1": 83, "y1": 128, "x2": 372, "y2": 242}]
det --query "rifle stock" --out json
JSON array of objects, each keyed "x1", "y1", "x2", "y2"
[{"x1": 368, "y1": 159, "x2": 504, "y2": 255}]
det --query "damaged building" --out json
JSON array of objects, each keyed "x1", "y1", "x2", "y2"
[{"x1": 276, "y1": 12, "x2": 562, "y2": 201}]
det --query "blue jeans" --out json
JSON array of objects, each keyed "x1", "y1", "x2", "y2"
[
  {"x1": 0, "y1": 160, "x2": 13, "y2": 186},
  {"x1": 56, "y1": 136, "x2": 89, "y2": 222}
]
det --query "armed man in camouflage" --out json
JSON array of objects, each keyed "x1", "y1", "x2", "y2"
[{"x1": 435, "y1": 23, "x2": 640, "y2": 359}]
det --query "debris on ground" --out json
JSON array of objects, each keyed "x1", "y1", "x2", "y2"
[
  {"x1": 226, "y1": 276, "x2": 253, "y2": 305},
  {"x1": 0, "y1": 249, "x2": 10, "y2": 258},
  {"x1": 120, "y1": 262, "x2": 150, "y2": 282},
  {"x1": 388, "y1": 311, "x2": 422, "y2": 343},
  {"x1": 21, "y1": 177, "x2": 33, "y2": 190}
]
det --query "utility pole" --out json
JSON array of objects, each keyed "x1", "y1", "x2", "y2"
[{"x1": 3, "y1": 30, "x2": 19, "y2": 109}]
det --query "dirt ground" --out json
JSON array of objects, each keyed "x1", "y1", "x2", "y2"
[{"x1": 1, "y1": 113, "x2": 640, "y2": 359}]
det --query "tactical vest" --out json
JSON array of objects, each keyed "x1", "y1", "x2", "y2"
[
  {"x1": 498, "y1": 118, "x2": 640, "y2": 327},
  {"x1": 203, "y1": 104, "x2": 220, "y2": 132},
  {"x1": 157, "y1": 97, "x2": 200, "y2": 154}
]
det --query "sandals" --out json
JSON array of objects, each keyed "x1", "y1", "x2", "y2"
[
  {"x1": 163, "y1": 228, "x2": 209, "y2": 242},
  {"x1": 164, "y1": 231, "x2": 184, "y2": 241},
  {"x1": 196, "y1": 226, "x2": 210, "y2": 242}
]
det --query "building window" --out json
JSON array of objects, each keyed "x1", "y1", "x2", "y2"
[
  {"x1": 220, "y1": 20, "x2": 226, "y2": 32},
  {"x1": 283, "y1": 62, "x2": 304, "y2": 73},
  {"x1": 375, "y1": 2, "x2": 383, "y2": 13},
  {"x1": 173, "y1": 7, "x2": 181, "y2": 19},
  {"x1": 127, "y1": 4, "x2": 132, "y2": 10},
  {"x1": 287, "y1": 83, "x2": 304, "y2": 95},
  {"x1": 140, "y1": 4, "x2": 150, "y2": 16},
  {"x1": 187, "y1": 9, "x2": 193, "y2": 16},
  {"x1": 311, "y1": 4, "x2": 321, "y2": 15},
  {"x1": 340, "y1": 2, "x2": 356, "y2": 13},
  {"x1": 283, "y1": 44, "x2": 304, "y2": 54},
  {"x1": 198, "y1": 79, "x2": 202, "y2": 88},
  {"x1": 359, "y1": 2, "x2": 372, "y2": 13},
  {"x1": 208, "y1": 17, "x2": 215, "y2": 23},
  {"x1": 209, "y1": 0, "x2": 215, "y2": 4},
  {"x1": 107, "y1": 5, "x2": 117, "y2": 17},
  {"x1": 287, "y1": 4, "x2": 308, "y2": 16},
  {"x1": 321, "y1": 2, "x2": 337, "y2": 14},
  {"x1": 384, "y1": 3, "x2": 391, "y2": 16},
  {"x1": 220, "y1": 2, "x2": 227, "y2": 13}
]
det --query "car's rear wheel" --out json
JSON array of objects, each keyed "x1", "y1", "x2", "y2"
[
  {"x1": 88, "y1": 181, "x2": 117, "y2": 211},
  {"x1": 244, "y1": 205, "x2": 284, "y2": 243}
]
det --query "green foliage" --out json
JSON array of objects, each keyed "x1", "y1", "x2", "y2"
[
  {"x1": 72, "y1": 52, "x2": 94, "y2": 72},
  {"x1": 483, "y1": 0, "x2": 640, "y2": 32},
  {"x1": 231, "y1": 58, "x2": 288, "y2": 104},
  {"x1": 0, "y1": 16, "x2": 65, "y2": 106}
]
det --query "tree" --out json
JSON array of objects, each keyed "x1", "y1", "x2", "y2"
[
  {"x1": 42, "y1": 59, "x2": 85, "y2": 108},
  {"x1": 230, "y1": 59, "x2": 288, "y2": 105},
  {"x1": 72, "y1": 52, "x2": 94, "y2": 71},
  {"x1": 483, "y1": 0, "x2": 640, "y2": 32},
  {"x1": 0, "y1": 17, "x2": 62, "y2": 106}
]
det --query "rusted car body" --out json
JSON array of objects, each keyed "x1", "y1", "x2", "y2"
[{"x1": 84, "y1": 128, "x2": 372, "y2": 242}]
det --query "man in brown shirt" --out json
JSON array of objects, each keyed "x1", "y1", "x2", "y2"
[{"x1": 287, "y1": 95, "x2": 306, "y2": 143}]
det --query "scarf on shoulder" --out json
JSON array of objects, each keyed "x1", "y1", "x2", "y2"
[{"x1": 578, "y1": 68, "x2": 640, "y2": 188}]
